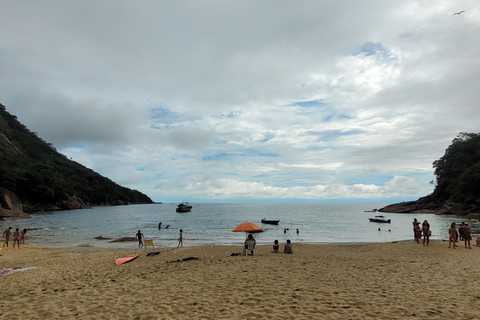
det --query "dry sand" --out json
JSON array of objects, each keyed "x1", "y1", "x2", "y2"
[{"x1": 1, "y1": 241, "x2": 480, "y2": 319}]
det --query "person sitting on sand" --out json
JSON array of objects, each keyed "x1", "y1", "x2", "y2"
[
  {"x1": 20, "y1": 228, "x2": 27, "y2": 244},
  {"x1": 422, "y1": 220, "x2": 430, "y2": 247},
  {"x1": 448, "y1": 223, "x2": 457, "y2": 249},
  {"x1": 177, "y1": 229, "x2": 183, "y2": 247},
  {"x1": 136, "y1": 230, "x2": 144, "y2": 248},
  {"x1": 3, "y1": 227, "x2": 12, "y2": 247},
  {"x1": 284, "y1": 239, "x2": 293, "y2": 254},
  {"x1": 244, "y1": 234, "x2": 256, "y2": 255},
  {"x1": 13, "y1": 228, "x2": 20, "y2": 249},
  {"x1": 273, "y1": 239, "x2": 279, "y2": 253},
  {"x1": 476, "y1": 237, "x2": 480, "y2": 247},
  {"x1": 463, "y1": 223, "x2": 472, "y2": 249}
]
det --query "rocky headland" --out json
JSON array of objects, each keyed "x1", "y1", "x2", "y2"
[{"x1": 378, "y1": 196, "x2": 480, "y2": 219}]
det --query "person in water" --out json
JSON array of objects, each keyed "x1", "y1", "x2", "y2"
[{"x1": 136, "y1": 230, "x2": 144, "y2": 248}]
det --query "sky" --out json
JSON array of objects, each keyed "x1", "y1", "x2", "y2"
[{"x1": 1, "y1": 1, "x2": 479, "y2": 203}]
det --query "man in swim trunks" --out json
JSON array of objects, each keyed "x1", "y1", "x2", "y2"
[
  {"x1": 3, "y1": 227, "x2": 12, "y2": 247},
  {"x1": 13, "y1": 228, "x2": 21, "y2": 249},
  {"x1": 463, "y1": 223, "x2": 472, "y2": 249},
  {"x1": 136, "y1": 230, "x2": 144, "y2": 248}
]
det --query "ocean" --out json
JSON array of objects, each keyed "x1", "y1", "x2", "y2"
[{"x1": 2, "y1": 203, "x2": 478, "y2": 248}]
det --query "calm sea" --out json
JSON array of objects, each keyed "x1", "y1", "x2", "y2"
[{"x1": 2, "y1": 203, "x2": 478, "y2": 248}]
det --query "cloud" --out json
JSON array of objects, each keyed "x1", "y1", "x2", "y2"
[{"x1": 1, "y1": 0, "x2": 478, "y2": 202}]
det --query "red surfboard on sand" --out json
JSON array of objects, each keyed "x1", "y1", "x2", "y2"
[{"x1": 115, "y1": 254, "x2": 139, "y2": 265}]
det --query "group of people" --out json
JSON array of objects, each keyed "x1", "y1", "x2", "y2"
[
  {"x1": 412, "y1": 218, "x2": 474, "y2": 249},
  {"x1": 412, "y1": 218, "x2": 431, "y2": 246},
  {"x1": 135, "y1": 228, "x2": 183, "y2": 248},
  {"x1": 243, "y1": 234, "x2": 293, "y2": 255},
  {"x1": 448, "y1": 221, "x2": 472, "y2": 249},
  {"x1": 2, "y1": 227, "x2": 27, "y2": 249}
]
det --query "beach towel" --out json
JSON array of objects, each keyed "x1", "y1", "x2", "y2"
[{"x1": 0, "y1": 267, "x2": 36, "y2": 276}]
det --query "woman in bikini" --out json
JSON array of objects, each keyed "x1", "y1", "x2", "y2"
[
  {"x1": 448, "y1": 223, "x2": 457, "y2": 249},
  {"x1": 422, "y1": 220, "x2": 430, "y2": 246}
]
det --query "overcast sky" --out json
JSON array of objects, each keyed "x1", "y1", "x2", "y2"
[{"x1": 1, "y1": 1, "x2": 478, "y2": 203}]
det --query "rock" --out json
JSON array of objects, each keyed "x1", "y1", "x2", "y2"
[
  {"x1": 109, "y1": 237, "x2": 136, "y2": 243},
  {"x1": 0, "y1": 187, "x2": 30, "y2": 219},
  {"x1": 94, "y1": 236, "x2": 112, "y2": 240},
  {"x1": 61, "y1": 195, "x2": 91, "y2": 210}
]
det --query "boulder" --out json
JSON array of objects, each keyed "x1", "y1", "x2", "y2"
[
  {"x1": 0, "y1": 187, "x2": 30, "y2": 219},
  {"x1": 61, "y1": 195, "x2": 90, "y2": 210}
]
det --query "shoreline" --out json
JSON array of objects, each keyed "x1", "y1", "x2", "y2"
[{"x1": 2, "y1": 242, "x2": 480, "y2": 319}]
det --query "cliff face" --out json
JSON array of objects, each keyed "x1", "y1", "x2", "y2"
[
  {"x1": 0, "y1": 103, "x2": 154, "y2": 210},
  {"x1": 378, "y1": 196, "x2": 480, "y2": 219},
  {"x1": 0, "y1": 187, "x2": 30, "y2": 219}
]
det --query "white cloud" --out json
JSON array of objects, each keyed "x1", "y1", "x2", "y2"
[{"x1": 1, "y1": 0, "x2": 478, "y2": 202}]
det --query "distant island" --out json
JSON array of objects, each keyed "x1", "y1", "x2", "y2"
[
  {"x1": 0, "y1": 103, "x2": 153, "y2": 218},
  {"x1": 379, "y1": 132, "x2": 480, "y2": 218}
]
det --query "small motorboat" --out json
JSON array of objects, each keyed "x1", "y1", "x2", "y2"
[
  {"x1": 176, "y1": 202, "x2": 192, "y2": 213},
  {"x1": 368, "y1": 215, "x2": 391, "y2": 223},
  {"x1": 261, "y1": 218, "x2": 280, "y2": 225}
]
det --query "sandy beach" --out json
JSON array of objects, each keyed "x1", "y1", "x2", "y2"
[{"x1": 1, "y1": 241, "x2": 480, "y2": 319}]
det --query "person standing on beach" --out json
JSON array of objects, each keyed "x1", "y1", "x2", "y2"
[
  {"x1": 13, "y1": 228, "x2": 21, "y2": 249},
  {"x1": 412, "y1": 218, "x2": 421, "y2": 243},
  {"x1": 422, "y1": 220, "x2": 430, "y2": 246},
  {"x1": 20, "y1": 228, "x2": 27, "y2": 244},
  {"x1": 136, "y1": 230, "x2": 144, "y2": 248},
  {"x1": 459, "y1": 222, "x2": 465, "y2": 241},
  {"x1": 177, "y1": 229, "x2": 183, "y2": 247},
  {"x1": 3, "y1": 227, "x2": 12, "y2": 247},
  {"x1": 448, "y1": 223, "x2": 457, "y2": 249},
  {"x1": 463, "y1": 223, "x2": 472, "y2": 249}
]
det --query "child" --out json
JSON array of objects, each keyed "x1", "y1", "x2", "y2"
[{"x1": 272, "y1": 239, "x2": 279, "y2": 253}]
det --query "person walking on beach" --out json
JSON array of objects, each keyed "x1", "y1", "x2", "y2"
[
  {"x1": 136, "y1": 230, "x2": 144, "y2": 248},
  {"x1": 177, "y1": 229, "x2": 183, "y2": 247},
  {"x1": 463, "y1": 223, "x2": 472, "y2": 249},
  {"x1": 448, "y1": 223, "x2": 457, "y2": 249},
  {"x1": 20, "y1": 228, "x2": 27, "y2": 244},
  {"x1": 13, "y1": 228, "x2": 21, "y2": 249},
  {"x1": 3, "y1": 227, "x2": 12, "y2": 247},
  {"x1": 422, "y1": 220, "x2": 430, "y2": 246}
]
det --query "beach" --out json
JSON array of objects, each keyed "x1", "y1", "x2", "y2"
[{"x1": 1, "y1": 241, "x2": 480, "y2": 319}]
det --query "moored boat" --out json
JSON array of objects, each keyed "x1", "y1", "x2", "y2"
[
  {"x1": 261, "y1": 218, "x2": 280, "y2": 225},
  {"x1": 368, "y1": 215, "x2": 391, "y2": 223},
  {"x1": 176, "y1": 202, "x2": 192, "y2": 212}
]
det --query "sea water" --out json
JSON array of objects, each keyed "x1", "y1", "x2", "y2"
[{"x1": 2, "y1": 203, "x2": 478, "y2": 248}]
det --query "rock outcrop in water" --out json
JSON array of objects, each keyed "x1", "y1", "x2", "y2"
[{"x1": 0, "y1": 187, "x2": 30, "y2": 219}]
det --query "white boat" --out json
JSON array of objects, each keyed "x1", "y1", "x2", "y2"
[{"x1": 368, "y1": 215, "x2": 391, "y2": 223}]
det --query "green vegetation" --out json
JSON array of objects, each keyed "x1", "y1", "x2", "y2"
[
  {"x1": 431, "y1": 132, "x2": 480, "y2": 206},
  {"x1": 0, "y1": 104, "x2": 153, "y2": 209}
]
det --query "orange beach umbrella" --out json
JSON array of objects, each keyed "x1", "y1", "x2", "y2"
[{"x1": 232, "y1": 222, "x2": 263, "y2": 233}]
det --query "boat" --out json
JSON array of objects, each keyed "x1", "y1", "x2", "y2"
[
  {"x1": 368, "y1": 215, "x2": 391, "y2": 223},
  {"x1": 176, "y1": 202, "x2": 192, "y2": 213},
  {"x1": 261, "y1": 218, "x2": 280, "y2": 225}
]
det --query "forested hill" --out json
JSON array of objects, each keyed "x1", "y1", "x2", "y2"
[
  {"x1": 0, "y1": 103, "x2": 153, "y2": 211},
  {"x1": 380, "y1": 132, "x2": 480, "y2": 216}
]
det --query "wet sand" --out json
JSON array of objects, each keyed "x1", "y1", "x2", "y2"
[{"x1": 1, "y1": 241, "x2": 480, "y2": 319}]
